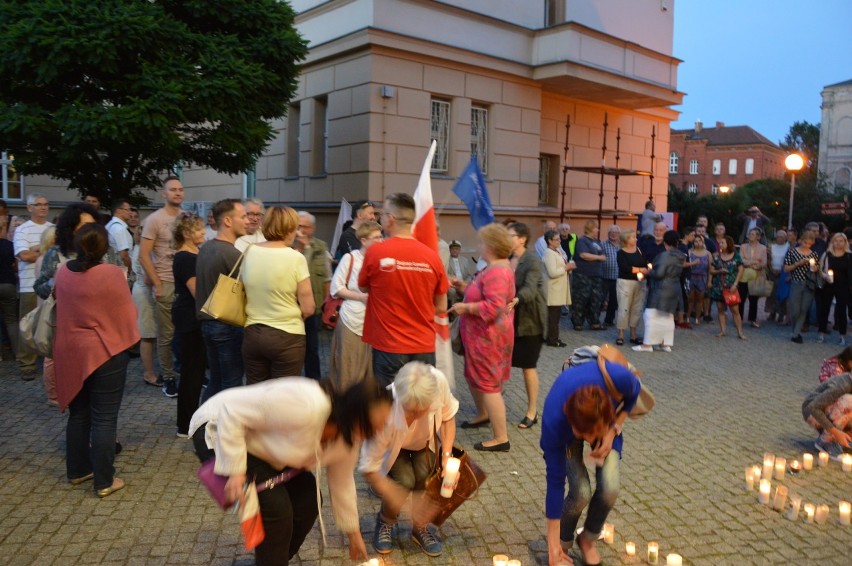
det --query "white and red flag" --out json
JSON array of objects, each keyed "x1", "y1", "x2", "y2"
[
  {"x1": 239, "y1": 487, "x2": 265, "y2": 551},
  {"x1": 412, "y1": 140, "x2": 455, "y2": 389}
]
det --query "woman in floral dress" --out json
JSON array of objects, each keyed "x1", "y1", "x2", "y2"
[{"x1": 709, "y1": 235, "x2": 746, "y2": 339}]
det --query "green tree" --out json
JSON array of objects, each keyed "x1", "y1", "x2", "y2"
[
  {"x1": 0, "y1": 0, "x2": 307, "y2": 204},
  {"x1": 779, "y1": 121, "x2": 820, "y2": 170}
]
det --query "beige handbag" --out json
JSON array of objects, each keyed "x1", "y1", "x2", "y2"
[{"x1": 200, "y1": 246, "x2": 250, "y2": 327}]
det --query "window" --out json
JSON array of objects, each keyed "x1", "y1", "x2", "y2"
[
  {"x1": 689, "y1": 159, "x2": 698, "y2": 175},
  {"x1": 539, "y1": 154, "x2": 557, "y2": 205},
  {"x1": 430, "y1": 99, "x2": 451, "y2": 173},
  {"x1": 1, "y1": 151, "x2": 23, "y2": 200},
  {"x1": 688, "y1": 183, "x2": 697, "y2": 194},
  {"x1": 286, "y1": 103, "x2": 301, "y2": 177},
  {"x1": 711, "y1": 185, "x2": 718, "y2": 195},
  {"x1": 712, "y1": 159, "x2": 721, "y2": 175},
  {"x1": 728, "y1": 159, "x2": 737, "y2": 175},
  {"x1": 545, "y1": 0, "x2": 565, "y2": 26},
  {"x1": 171, "y1": 161, "x2": 184, "y2": 181},
  {"x1": 312, "y1": 97, "x2": 328, "y2": 176},
  {"x1": 471, "y1": 105, "x2": 488, "y2": 175},
  {"x1": 745, "y1": 158, "x2": 754, "y2": 175},
  {"x1": 669, "y1": 152, "x2": 679, "y2": 174}
]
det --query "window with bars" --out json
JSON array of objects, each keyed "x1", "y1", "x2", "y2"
[
  {"x1": 689, "y1": 160, "x2": 699, "y2": 175},
  {"x1": 1, "y1": 151, "x2": 23, "y2": 200},
  {"x1": 430, "y1": 99, "x2": 450, "y2": 173},
  {"x1": 470, "y1": 105, "x2": 488, "y2": 175},
  {"x1": 669, "y1": 152, "x2": 679, "y2": 174}
]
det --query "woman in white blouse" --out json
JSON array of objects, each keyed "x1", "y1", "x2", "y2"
[
  {"x1": 328, "y1": 221, "x2": 382, "y2": 391},
  {"x1": 542, "y1": 229, "x2": 575, "y2": 347}
]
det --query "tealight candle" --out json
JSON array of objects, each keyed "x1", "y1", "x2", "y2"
[
  {"x1": 493, "y1": 555, "x2": 509, "y2": 566},
  {"x1": 745, "y1": 467, "x2": 755, "y2": 490},
  {"x1": 803, "y1": 453, "x2": 814, "y2": 470},
  {"x1": 818, "y1": 451, "x2": 829, "y2": 467},
  {"x1": 786, "y1": 495, "x2": 802, "y2": 521},
  {"x1": 774, "y1": 457, "x2": 787, "y2": 480},
  {"x1": 602, "y1": 523, "x2": 615, "y2": 545},
  {"x1": 789, "y1": 460, "x2": 801, "y2": 474},
  {"x1": 440, "y1": 457, "x2": 461, "y2": 497},
  {"x1": 839, "y1": 501, "x2": 851, "y2": 526},
  {"x1": 815, "y1": 504, "x2": 830, "y2": 524},
  {"x1": 625, "y1": 541, "x2": 636, "y2": 556},
  {"x1": 647, "y1": 541, "x2": 659, "y2": 564},
  {"x1": 762, "y1": 454, "x2": 775, "y2": 478},
  {"x1": 772, "y1": 485, "x2": 788, "y2": 511},
  {"x1": 804, "y1": 503, "x2": 816, "y2": 523},
  {"x1": 758, "y1": 479, "x2": 771, "y2": 505},
  {"x1": 666, "y1": 554, "x2": 683, "y2": 566},
  {"x1": 842, "y1": 454, "x2": 852, "y2": 472}
]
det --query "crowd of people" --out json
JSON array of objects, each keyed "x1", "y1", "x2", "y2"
[{"x1": 5, "y1": 187, "x2": 852, "y2": 566}]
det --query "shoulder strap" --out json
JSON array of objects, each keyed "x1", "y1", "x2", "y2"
[
  {"x1": 344, "y1": 252, "x2": 355, "y2": 286},
  {"x1": 226, "y1": 244, "x2": 251, "y2": 278},
  {"x1": 599, "y1": 360, "x2": 623, "y2": 403}
]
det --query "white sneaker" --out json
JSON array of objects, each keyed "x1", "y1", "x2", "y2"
[
  {"x1": 631, "y1": 345, "x2": 653, "y2": 352},
  {"x1": 660, "y1": 345, "x2": 672, "y2": 353}
]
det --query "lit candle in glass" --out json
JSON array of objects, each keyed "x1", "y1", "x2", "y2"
[
  {"x1": 818, "y1": 451, "x2": 830, "y2": 467},
  {"x1": 774, "y1": 457, "x2": 786, "y2": 480},
  {"x1": 751, "y1": 464, "x2": 762, "y2": 482},
  {"x1": 789, "y1": 460, "x2": 801, "y2": 474},
  {"x1": 666, "y1": 554, "x2": 683, "y2": 566},
  {"x1": 647, "y1": 542, "x2": 659, "y2": 564},
  {"x1": 804, "y1": 503, "x2": 816, "y2": 523},
  {"x1": 507, "y1": 561, "x2": 521, "y2": 566},
  {"x1": 493, "y1": 555, "x2": 509, "y2": 566},
  {"x1": 745, "y1": 467, "x2": 755, "y2": 490},
  {"x1": 815, "y1": 504, "x2": 830, "y2": 525},
  {"x1": 802, "y1": 453, "x2": 814, "y2": 470},
  {"x1": 827, "y1": 269, "x2": 835, "y2": 283},
  {"x1": 809, "y1": 257, "x2": 816, "y2": 267},
  {"x1": 786, "y1": 495, "x2": 802, "y2": 521},
  {"x1": 758, "y1": 479, "x2": 771, "y2": 505},
  {"x1": 839, "y1": 501, "x2": 851, "y2": 526},
  {"x1": 636, "y1": 272, "x2": 644, "y2": 281},
  {"x1": 440, "y1": 457, "x2": 461, "y2": 497},
  {"x1": 367, "y1": 560, "x2": 379, "y2": 566},
  {"x1": 842, "y1": 454, "x2": 852, "y2": 472},
  {"x1": 762, "y1": 454, "x2": 775, "y2": 478},
  {"x1": 772, "y1": 485, "x2": 788, "y2": 511},
  {"x1": 602, "y1": 523, "x2": 615, "y2": 545},
  {"x1": 625, "y1": 541, "x2": 636, "y2": 556}
]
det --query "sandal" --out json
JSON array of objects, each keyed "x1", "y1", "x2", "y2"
[
  {"x1": 615, "y1": 338, "x2": 625, "y2": 346},
  {"x1": 518, "y1": 413, "x2": 538, "y2": 429}
]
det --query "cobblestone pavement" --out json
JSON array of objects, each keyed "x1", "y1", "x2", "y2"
[{"x1": 1, "y1": 313, "x2": 851, "y2": 565}]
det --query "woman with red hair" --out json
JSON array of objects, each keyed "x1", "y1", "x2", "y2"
[{"x1": 540, "y1": 350, "x2": 641, "y2": 566}]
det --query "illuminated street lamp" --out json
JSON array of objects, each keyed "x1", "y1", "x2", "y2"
[
  {"x1": 719, "y1": 185, "x2": 730, "y2": 194},
  {"x1": 785, "y1": 153, "x2": 805, "y2": 229}
]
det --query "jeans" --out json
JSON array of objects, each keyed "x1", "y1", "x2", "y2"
[
  {"x1": 602, "y1": 279, "x2": 618, "y2": 324},
  {"x1": 788, "y1": 281, "x2": 815, "y2": 337},
  {"x1": 177, "y1": 328, "x2": 206, "y2": 434},
  {"x1": 382, "y1": 447, "x2": 435, "y2": 525},
  {"x1": 372, "y1": 349, "x2": 436, "y2": 388},
  {"x1": 303, "y1": 314, "x2": 321, "y2": 379},
  {"x1": 0, "y1": 283, "x2": 18, "y2": 359},
  {"x1": 153, "y1": 281, "x2": 176, "y2": 380},
  {"x1": 66, "y1": 352, "x2": 128, "y2": 491},
  {"x1": 559, "y1": 440, "x2": 620, "y2": 544},
  {"x1": 201, "y1": 320, "x2": 244, "y2": 403}
]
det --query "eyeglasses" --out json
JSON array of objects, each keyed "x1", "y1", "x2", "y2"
[
  {"x1": 31, "y1": 203, "x2": 49, "y2": 207},
  {"x1": 246, "y1": 212, "x2": 263, "y2": 217},
  {"x1": 359, "y1": 201, "x2": 374, "y2": 210}
]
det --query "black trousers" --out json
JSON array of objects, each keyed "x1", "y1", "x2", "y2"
[
  {"x1": 817, "y1": 283, "x2": 850, "y2": 335},
  {"x1": 303, "y1": 314, "x2": 321, "y2": 379},
  {"x1": 177, "y1": 327, "x2": 206, "y2": 434},
  {"x1": 737, "y1": 283, "x2": 760, "y2": 322},
  {"x1": 603, "y1": 279, "x2": 618, "y2": 324},
  {"x1": 547, "y1": 306, "x2": 562, "y2": 344}
]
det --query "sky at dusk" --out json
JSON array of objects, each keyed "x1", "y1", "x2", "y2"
[{"x1": 671, "y1": 0, "x2": 852, "y2": 145}]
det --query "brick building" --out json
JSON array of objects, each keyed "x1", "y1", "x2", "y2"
[{"x1": 669, "y1": 121, "x2": 785, "y2": 196}]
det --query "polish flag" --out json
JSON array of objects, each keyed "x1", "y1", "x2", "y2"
[
  {"x1": 240, "y1": 487, "x2": 265, "y2": 551},
  {"x1": 412, "y1": 140, "x2": 455, "y2": 389}
]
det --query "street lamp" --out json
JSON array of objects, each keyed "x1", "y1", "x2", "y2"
[
  {"x1": 785, "y1": 153, "x2": 805, "y2": 229},
  {"x1": 719, "y1": 185, "x2": 730, "y2": 194}
]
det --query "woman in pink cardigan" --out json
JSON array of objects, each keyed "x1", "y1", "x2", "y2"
[{"x1": 54, "y1": 224, "x2": 139, "y2": 497}]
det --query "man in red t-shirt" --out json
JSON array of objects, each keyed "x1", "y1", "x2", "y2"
[{"x1": 359, "y1": 193, "x2": 448, "y2": 386}]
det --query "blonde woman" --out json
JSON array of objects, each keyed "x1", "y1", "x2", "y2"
[
  {"x1": 817, "y1": 232, "x2": 852, "y2": 345},
  {"x1": 615, "y1": 230, "x2": 648, "y2": 346}
]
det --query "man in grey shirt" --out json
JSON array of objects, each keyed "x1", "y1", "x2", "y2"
[{"x1": 195, "y1": 199, "x2": 247, "y2": 401}]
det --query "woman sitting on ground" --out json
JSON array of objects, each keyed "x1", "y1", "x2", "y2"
[{"x1": 803, "y1": 371, "x2": 852, "y2": 461}]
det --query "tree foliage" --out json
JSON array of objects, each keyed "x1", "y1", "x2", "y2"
[{"x1": 0, "y1": 0, "x2": 308, "y2": 204}]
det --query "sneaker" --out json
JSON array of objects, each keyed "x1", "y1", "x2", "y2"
[
  {"x1": 631, "y1": 344, "x2": 653, "y2": 352},
  {"x1": 372, "y1": 514, "x2": 394, "y2": 554},
  {"x1": 176, "y1": 431, "x2": 189, "y2": 439},
  {"x1": 411, "y1": 525, "x2": 442, "y2": 557},
  {"x1": 162, "y1": 380, "x2": 178, "y2": 398},
  {"x1": 815, "y1": 440, "x2": 845, "y2": 461}
]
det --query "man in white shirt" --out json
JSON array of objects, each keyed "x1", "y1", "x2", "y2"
[
  {"x1": 535, "y1": 220, "x2": 558, "y2": 258},
  {"x1": 235, "y1": 198, "x2": 267, "y2": 252},
  {"x1": 13, "y1": 194, "x2": 53, "y2": 375},
  {"x1": 105, "y1": 198, "x2": 134, "y2": 275}
]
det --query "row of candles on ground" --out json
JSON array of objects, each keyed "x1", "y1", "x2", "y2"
[{"x1": 744, "y1": 453, "x2": 852, "y2": 525}]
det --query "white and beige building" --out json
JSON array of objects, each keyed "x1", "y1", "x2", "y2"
[
  {"x1": 7, "y1": 0, "x2": 683, "y2": 243},
  {"x1": 819, "y1": 78, "x2": 852, "y2": 192}
]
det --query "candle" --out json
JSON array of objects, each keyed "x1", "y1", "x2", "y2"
[
  {"x1": 786, "y1": 495, "x2": 802, "y2": 521},
  {"x1": 367, "y1": 560, "x2": 379, "y2": 566},
  {"x1": 815, "y1": 504, "x2": 830, "y2": 524},
  {"x1": 842, "y1": 454, "x2": 852, "y2": 472},
  {"x1": 666, "y1": 554, "x2": 683, "y2": 566},
  {"x1": 647, "y1": 541, "x2": 659, "y2": 564},
  {"x1": 745, "y1": 467, "x2": 755, "y2": 490},
  {"x1": 636, "y1": 272, "x2": 644, "y2": 281},
  {"x1": 809, "y1": 257, "x2": 816, "y2": 266},
  {"x1": 818, "y1": 451, "x2": 829, "y2": 467},
  {"x1": 758, "y1": 479, "x2": 771, "y2": 505},
  {"x1": 751, "y1": 464, "x2": 762, "y2": 483},
  {"x1": 507, "y1": 561, "x2": 521, "y2": 566},
  {"x1": 647, "y1": 263, "x2": 653, "y2": 270},
  {"x1": 440, "y1": 457, "x2": 461, "y2": 497},
  {"x1": 625, "y1": 541, "x2": 636, "y2": 556},
  {"x1": 789, "y1": 460, "x2": 801, "y2": 474},
  {"x1": 803, "y1": 453, "x2": 814, "y2": 470},
  {"x1": 804, "y1": 503, "x2": 815, "y2": 523},
  {"x1": 774, "y1": 457, "x2": 786, "y2": 480},
  {"x1": 828, "y1": 269, "x2": 835, "y2": 283},
  {"x1": 762, "y1": 453, "x2": 775, "y2": 478},
  {"x1": 839, "y1": 501, "x2": 851, "y2": 526},
  {"x1": 493, "y1": 555, "x2": 509, "y2": 566},
  {"x1": 602, "y1": 523, "x2": 615, "y2": 545},
  {"x1": 772, "y1": 485, "x2": 788, "y2": 511}
]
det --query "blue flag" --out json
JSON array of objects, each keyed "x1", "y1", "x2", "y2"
[{"x1": 452, "y1": 157, "x2": 494, "y2": 230}]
